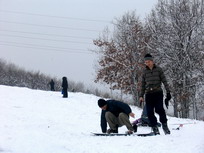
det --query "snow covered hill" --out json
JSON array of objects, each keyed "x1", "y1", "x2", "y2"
[{"x1": 0, "y1": 85, "x2": 204, "y2": 153}]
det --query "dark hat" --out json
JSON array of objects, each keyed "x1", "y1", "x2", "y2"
[
  {"x1": 62, "y1": 76, "x2": 67, "y2": 81},
  {"x1": 144, "y1": 53, "x2": 153, "y2": 61},
  {"x1": 98, "y1": 99, "x2": 107, "y2": 107}
]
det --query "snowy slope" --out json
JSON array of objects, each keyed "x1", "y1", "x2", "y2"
[{"x1": 0, "y1": 85, "x2": 204, "y2": 153}]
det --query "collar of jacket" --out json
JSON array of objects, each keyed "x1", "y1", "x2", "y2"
[{"x1": 146, "y1": 64, "x2": 156, "y2": 70}]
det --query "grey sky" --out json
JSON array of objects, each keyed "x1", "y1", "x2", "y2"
[{"x1": 0, "y1": 0, "x2": 157, "y2": 89}]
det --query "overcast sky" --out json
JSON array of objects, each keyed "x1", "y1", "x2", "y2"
[{"x1": 0, "y1": 0, "x2": 158, "y2": 90}]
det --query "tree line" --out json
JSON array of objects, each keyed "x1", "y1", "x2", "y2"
[
  {"x1": 94, "y1": 0, "x2": 204, "y2": 120},
  {"x1": 0, "y1": 58, "x2": 114, "y2": 99}
]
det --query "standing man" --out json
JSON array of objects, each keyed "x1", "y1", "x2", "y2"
[
  {"x1": 139, "y1": 54, "x2": 171, "y2": 135},
  {"x1": 62, "y1": 76, "x2": 68, "y2": 98},
  {"x1": 98, "y1": 99, "x2": 136, "y2": 134},
  {"x1": 49, "y1": 79, "x2": 55, "y2": 91}
]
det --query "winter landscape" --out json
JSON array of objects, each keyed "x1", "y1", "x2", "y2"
[{"x1": 0, "y1": 85, "x2": 204, "y2": 153}]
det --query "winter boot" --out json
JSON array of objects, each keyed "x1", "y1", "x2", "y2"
[
  {"x1": 125, "y1": 130, "x2": 133, "y2": 135},
  {"x1": 133, "y1": 124, "x2": 138, "y2": 133},
  {"x1": 162, "y1": 123, "x2": 170, "y2": 135},
  {"x1": 152, "y1": 126, "x2": 160, "y2": 135},
  {"x1": 107, "y1": 127, "x2": 118, "y2": 134}
]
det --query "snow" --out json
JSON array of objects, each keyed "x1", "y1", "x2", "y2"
[{"x1": 0, "y1": 85, "x2": 204, "y2": 153}]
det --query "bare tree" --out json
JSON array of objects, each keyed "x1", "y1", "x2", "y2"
[
  {"x1": 145, "y1": 0, "x2": 204, "y2": 118},
  {"x1": 94, "y1": 12, "x2": 148, "y2": 106}
]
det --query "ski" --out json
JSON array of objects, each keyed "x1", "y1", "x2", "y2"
[
  {"x1": 171, "y1": 122, "x2": 196, "y2": 130},
  {"x1": 91, "y1": 132, "x2": 155, "y2": 137},
  {"x1": 172, "y1": 124, "x2": 183, "y2": 130}
]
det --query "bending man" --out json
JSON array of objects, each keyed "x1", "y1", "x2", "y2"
[{"x1": 98, "y1": 99, "x2": 136, "y2": 134}]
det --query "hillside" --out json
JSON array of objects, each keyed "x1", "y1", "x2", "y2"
[{"x1": 0, "y1": 85, "x2": 204, "y2": 153}]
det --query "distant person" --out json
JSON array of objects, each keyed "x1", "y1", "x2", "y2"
[
  {"x1": 49, "y1": 79, "x2": 55, "y2": 91},
  {"x1": 98, "y1": 99, "x2": 136, "y2": 134},
  {"x1": 62, "y1": 76, "x2": 68, "y2": 98},
  {"x1": 139, "y1": 53, "x2": 171, "y2": 135}
]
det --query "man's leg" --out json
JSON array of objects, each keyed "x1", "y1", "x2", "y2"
[
  {"x1": 146, "y1": 93, "x2": 157, "y2": 127},
  {"x1": 146, "y1": 93, "x2": 160, "y2": 135},
  {"x1": 118, "y1": 113, "x2": 134, "y2": 131},
  {"x1": 63, "y1": 89, "x2": 68, "y2": 98},
  {"x1": 105, "y1": 112, "x2": 119, "y2": 132},
  {"x1": 154, "y1": 92, "x2": 167, "y2": 124},
  {"x1": 154, "y1": 92, "x2": 170, "y2": 134}
]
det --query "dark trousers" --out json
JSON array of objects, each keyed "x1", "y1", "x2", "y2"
[
  {"x1": 145, "y1": 91, "x2": 167, "y2": 127},
  {"x1": 63, "y1": 88, "x2": 68, "y2": 98},
  {"x1": 105, "y1": 112, "x2": 134, "y2": 131}
]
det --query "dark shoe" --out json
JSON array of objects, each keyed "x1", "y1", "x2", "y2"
[
  {"x1": 133, "y1": 124, "x2": 138, "y2": 133},
  {"x1": 125, "y1": 130, "x2": 133, "y2": 135},
  {"x1": 152, "y1": 126, "x2": 160, "y2": 135},
  {"x1": 162, "y1": 123, "x2": 170, "y2": 135},
  {"x1": 157, "y1": 122, "x2": 161, "y2": 127},
  {"x1": 107, "y1": 128, "x2": 118, "y2": 134}
]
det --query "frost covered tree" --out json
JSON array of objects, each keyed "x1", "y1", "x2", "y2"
[
  {"x1": 94, "y1": 12, "x2": 148, "y2": 106},
  {"x1": 145, "y1": 0, "x2": 204, "y2": 118},
  {"x1": 0, "y1": 58, "x2": 103, "y2": 96},
  {"x1": 0, "y1": 58, "x2": 62, "y2": 91}
]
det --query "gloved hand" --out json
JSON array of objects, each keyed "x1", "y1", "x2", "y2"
[
  {"x1": 165, "y1": 98, "x2": 169, "y2": 109},
  {"x1": 166, "y1": 93, "x2": 171, "y2": 100},
  {"x1": 165, "y1": 93, "x2": 171, "y2": 109}
]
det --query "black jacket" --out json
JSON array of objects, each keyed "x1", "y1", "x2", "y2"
[
  {"x1": 62, "y1": 77, "x2": 68, "y2": 89},
  {"x1": 100, "y1": 100, "x2": 132, "y2": 133}
]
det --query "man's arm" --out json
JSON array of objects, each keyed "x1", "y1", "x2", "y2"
[
  {"x1": 139, "y1": 72, "x2": 146, "y2": 103},
  {"x1": 140, "y1": 72, "x2": 146, "y2": 98},
  {"x1": 159, "y1": 67, "x2": 170, "y2": 93},
  {"x1": 100, "y1": 110, "x2": 107, "y2": 133}
]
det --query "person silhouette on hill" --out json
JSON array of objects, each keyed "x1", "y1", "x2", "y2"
[
  {"x1": 62, "y1": 77, "x2": 68, "y2": 98},
  {"x1": 49, "y1": 79, "x2": 55, "y2": 91}
]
